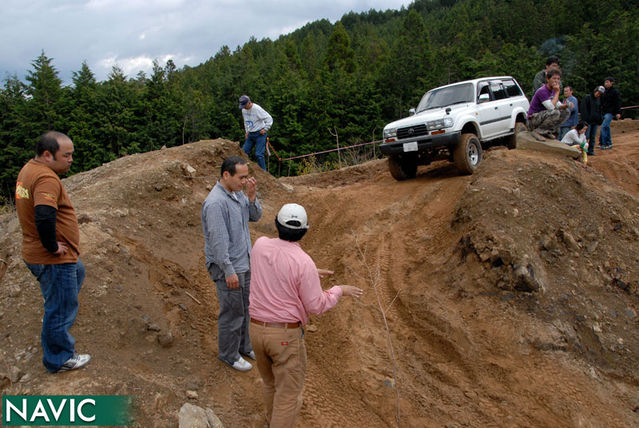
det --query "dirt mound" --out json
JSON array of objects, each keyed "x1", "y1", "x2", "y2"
[{"x1": 1, "y1": 123, "x2": 638, "y2": 427}]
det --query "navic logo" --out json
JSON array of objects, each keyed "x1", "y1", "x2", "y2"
[{"x1": 2, "y1": 395, "x2": 131, "y2": 426}]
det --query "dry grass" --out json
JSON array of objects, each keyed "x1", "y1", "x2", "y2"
[{"x1": 0, "y1": 196, "x2": 15, "y2": 215}]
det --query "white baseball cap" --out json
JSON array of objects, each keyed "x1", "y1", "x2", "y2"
[{"x1": 277, "y1": 203, "x2": 309, "y2": 230}]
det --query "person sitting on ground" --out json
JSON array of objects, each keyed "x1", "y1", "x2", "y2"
[
  {"x1": 527, "y1": 69, "x2": 572, "y2": 139},
  {"x1": 561, "y1": 121, "x2": 589, "y2": 164},
  {"x1": 561, "y1": 121, "x2": 588, "y2": 147}
]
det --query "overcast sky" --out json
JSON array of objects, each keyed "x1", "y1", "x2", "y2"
[{"x1": 1, "y1": 0, "x2": 412, "y2": 85}]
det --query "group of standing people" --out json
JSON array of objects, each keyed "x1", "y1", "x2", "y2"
[
  {"x1": 201, "y1": 154, "x2": 363, "y2": 427},
  {"x1": 528, "y1": 56, "x2": 623, "y2": 157},
  {"x1": 15, "y1": 132, "x2": 363, "y2": 428},
  {"x1": 14, "y1": 90, "x2": 360, "y2": 428}
]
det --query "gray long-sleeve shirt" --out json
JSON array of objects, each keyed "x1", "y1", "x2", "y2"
[
  {"x1": 242, "y1": 103, "x2": 273, "y2": 133},
  {"x1": 201, "y1": 181, "x2": 262, "y2": 280}
]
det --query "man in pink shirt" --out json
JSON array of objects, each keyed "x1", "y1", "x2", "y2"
[{"x1": 249, "y1": 203, "x2": 363, "y2": 428}]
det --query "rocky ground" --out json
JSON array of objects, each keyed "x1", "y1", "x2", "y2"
[{"x1": 1, "y1": 120, "x2": 638, "y2": 427}]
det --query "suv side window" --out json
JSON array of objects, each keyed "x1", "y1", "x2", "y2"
[
  {"x1": 490, "y1": 81, "x2": 508, "y2": 100},
  {"x1": 503, "y1": 79, "x2": 523, "y2": 97}
]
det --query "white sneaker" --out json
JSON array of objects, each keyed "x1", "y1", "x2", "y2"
[
  {"x1": 57, "y1": 353, "x2": 91, "y2": 373},
  {"x1": 230, "y1": 356, "x2": 252, "y2": 372},
  {"x1": 242, "y1": 350, "x2": 256, "y2": 360}
]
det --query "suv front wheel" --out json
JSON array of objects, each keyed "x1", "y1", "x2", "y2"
[
  {"x1": 388, "y1": 154, "x2": 417, "y2": 180},
  {"x1": 454, "y1": 133, "x2": 482, "y2": 174}
]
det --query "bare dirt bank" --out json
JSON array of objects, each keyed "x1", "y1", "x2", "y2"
[{"x1": 1, "y1": 120, "x2": 638, "y2": 427}]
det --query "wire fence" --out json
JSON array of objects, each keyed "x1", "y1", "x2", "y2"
[
  {"x1": 621, "y1": 105, "x2": 639, "y2": 113},
  {"x1": 266, "y1": 138, "x2": 384, "y2": 176}
]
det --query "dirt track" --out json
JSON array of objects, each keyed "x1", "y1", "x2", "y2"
[{"x1": 1, "y1": 120, "x2": 638, "y2": 427}]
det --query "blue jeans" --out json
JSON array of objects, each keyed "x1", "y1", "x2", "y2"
[
  {"x1": 242, "y1": 131, "x2": 267, "y2": 170},
  {"x1": 584, "y1": 123, "x2": 599, "y2": 154},
  {"x1": 599, "y1": 113, "x2": 613, "y2": 147},
  {"x1": 211, "y1": 270, "x2": 253, "y2": 364},
  {"x1": 25, "y1": 260, "x2": 85, "y2": 372}
]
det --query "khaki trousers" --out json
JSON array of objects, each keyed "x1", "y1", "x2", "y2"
[{"x1": 249, "y1": 323, "x2": 307, "y2": 428}]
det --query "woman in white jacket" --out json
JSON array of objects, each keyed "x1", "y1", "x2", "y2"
[{"x1": 561, "y1": 121, "x2": 588, "y2": 163}]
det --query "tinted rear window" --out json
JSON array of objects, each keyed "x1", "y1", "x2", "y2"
[
  {"x1": 504, "y1": 79, "x2": 523, "y2": 97},
  {"x1": 491, "y1": 82, "x2": 508, "y2": 100}
]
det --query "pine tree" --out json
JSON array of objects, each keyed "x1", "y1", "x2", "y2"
[
  {"x1": 0, "y1": 76, "x2": 29, "y2": 198},
  {"x1": 24, "y1": 51, "x2": 66, "y2": 137}
]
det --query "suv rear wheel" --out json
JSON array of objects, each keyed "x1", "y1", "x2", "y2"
[
  {"x1": 507, "y1": 121, "x2": 527, "y2": 149},
  {"x1": 388, "y1": 154, "x2": 417, "y2": 180},
  {"x1": 454, "y1": 133, "x2": 482, "y2": 174}
]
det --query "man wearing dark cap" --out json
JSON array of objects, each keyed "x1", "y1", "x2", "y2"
[
  {"x1": 599, "y1": 77, "x2": 621, "y2": 150},
  {"x1": 239, "y1": 95, "x2": 273, "y2": 170}
]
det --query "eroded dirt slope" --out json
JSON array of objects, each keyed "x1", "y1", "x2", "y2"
[{"x1": 1, "y1": 122, "x2": 638, "y2": 427}]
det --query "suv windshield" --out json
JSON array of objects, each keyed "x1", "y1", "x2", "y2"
[{"x1": 416, "y1": 83, "x2": 474, "y2": 112}]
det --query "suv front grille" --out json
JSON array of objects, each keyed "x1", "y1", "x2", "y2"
[{"x1": 397, "y1": 124, "x2": 428, "y2": 140}]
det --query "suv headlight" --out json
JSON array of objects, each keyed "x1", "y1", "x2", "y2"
[
  {"x1": 383, "y1": 128, "x2": 397, "y2": 139},
  {"x1": 426, "y1": 117, "x2": 454, "y2": 130}
]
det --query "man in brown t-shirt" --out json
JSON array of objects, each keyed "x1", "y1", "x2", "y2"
[{"x1": 15, "y1": 131, "x2": 91, "y2": 373}]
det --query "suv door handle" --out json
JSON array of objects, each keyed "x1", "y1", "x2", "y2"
[{"x1": 494, "y1": 107, "x2": 498, "y2": 110}]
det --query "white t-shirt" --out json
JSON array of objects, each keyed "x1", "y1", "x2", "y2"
[{"x1": 561, "y1": 129, "x2": 587, "y2": 150}]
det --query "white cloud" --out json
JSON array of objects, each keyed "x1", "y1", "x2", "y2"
[
  {"x1": 1, "y1": 0, "x2": 412, "y2": 84},
  {"x1": 99, "y1": 55, "x2": 153, "y2": 77},
  {"x1": 85, "y1": 0, "x2": 185, "y2": 12}
]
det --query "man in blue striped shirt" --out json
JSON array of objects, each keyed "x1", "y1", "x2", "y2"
[{"x1": 202, "y1": 156, "x2": 263, "y2": 371}]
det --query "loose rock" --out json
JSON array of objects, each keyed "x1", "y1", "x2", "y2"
[
  {"x1": 157, "y1": 331, "x2": 174, "y2": 348},
  {"x1": 178, "y1": 403, "x2": 223, "y2": 428}
]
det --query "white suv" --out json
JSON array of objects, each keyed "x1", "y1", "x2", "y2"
[{"x1": 380, "y1": 76, "x2": 530, "y2": 179}]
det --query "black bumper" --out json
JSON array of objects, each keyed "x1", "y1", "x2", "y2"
[{"x1": 380, "y1": 131, "x2": 461, "y2": 155}]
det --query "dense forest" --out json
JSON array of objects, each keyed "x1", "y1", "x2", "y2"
[{"x1": 1, "y1": 0, "x2": 638, "y2": 200}]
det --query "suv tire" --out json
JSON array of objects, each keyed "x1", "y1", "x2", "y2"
[
  {"x1": 507, "y1": 121, "x2": 528, "y2": 149},
  {"x1": 388, "y1": 154, "x2": 417, "y2": 180},
  {"x1": 454, "y1": 133, "x2": 482, "y2": 174}
]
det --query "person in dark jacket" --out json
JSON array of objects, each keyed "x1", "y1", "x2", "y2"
[
  {"x1": 581, "y1": 86, "x2": 605, "y2": 156},
  {"x1": 599, "y1": 77, "x2": 622, "y2": 149}
]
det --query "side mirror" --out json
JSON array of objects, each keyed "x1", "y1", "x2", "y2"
[
  {"x1": 409, "y1": 108, "x2": 416, "y2": 116},
  {"x1": 478, "y1": 93, "x2": 490, "y2": 103}
]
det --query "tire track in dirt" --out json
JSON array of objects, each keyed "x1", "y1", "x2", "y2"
[
  {"x1": 367, "y1": 170, "x2": 495, "y2": 424},
  {"x1": 291, "y1": 162, "x2": 486, "y2": 426}
]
